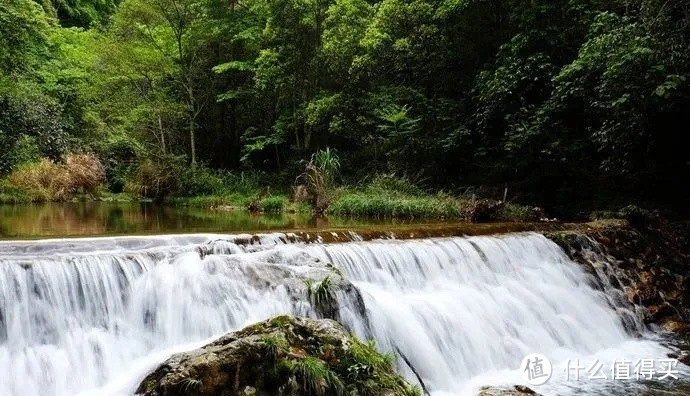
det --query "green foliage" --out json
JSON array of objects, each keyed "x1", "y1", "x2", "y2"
[
  {"x1": 1, "y1": 153, "x2": 106, "y2": 201},
  {"x1": 261, "y1": 334, "x2": 289, "y2": 365},
  {"x1": 176, "y1": 377, "x2": 202, "y2": 393},
  {"x1": 305, "y1": 276, "x2": 336, "y2": 311},
  {"x1": 179, "y1": 166, "x2": 228, "y2": 196},
  {"x1": 293, "y1": 356, "x2": 345, "y2": 396},
  {"x1": 312, "y1": 148, "x2": 340, "y2": 187},
  {"x1": 5, "y1": 135, "x2": 41, "y2": 168},
  {"x1": 364, "y1": 174, "x2": 425, "y2": 196},
  {"x1": 259, "y1": 195, "x2": 288, "y2": 213},
  {"x1": 125, "y1": 156, "x2": 184, "y2": 200},
  {"x1": 1, "y1": 0, "x2": 689, "y2": 214},
  {"x1": 0, "y1": 0, "x2": 51, "y2": 74},
  {"x1": 327, "y1": 192, "x2": 462, "y2": 218},
  {"x1": 0, "y1": 80, "x2": 69, "y2": 174},
  {"x1": 346, "y1": 339, "x2": 394, "y2": 373},
  {"x1": 296, "y1": 148, "x2": 342, "y2": 212},
  {"x1": 41, "y1": 0, "x2": 121, "y2": 28},
  {"x1": 498, "y1": 203, "x2": 543, "y2": 222}
]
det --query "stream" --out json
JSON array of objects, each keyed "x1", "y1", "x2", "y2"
[{"x1": 0, "y1": 228, "x2": 686, "y2": 395}]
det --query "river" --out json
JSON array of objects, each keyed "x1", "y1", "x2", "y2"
[{"x1": 0, "y1": 204, "x2": 687, "y2": 395}]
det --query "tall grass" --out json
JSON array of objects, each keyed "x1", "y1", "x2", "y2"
[
  {"x1": 259, "y1": 195, "x2": 288, "y2": 213},
  {"x1": 296, "y1": 148, "x2": 341, "y2": 212},
  {"x1": 1, "y1": 154, "x2": 105, "y2": 202},
  {"x1": 327, "y1": 192, "x2": 462, "y2": 218}
]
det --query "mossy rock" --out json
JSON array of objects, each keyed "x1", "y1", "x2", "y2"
[{"x1": 136, "y1": 315, "x2": 420, "y2": 396}]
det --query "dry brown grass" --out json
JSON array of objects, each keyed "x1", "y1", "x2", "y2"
[
  {"x1": 124, "y1": 159, "x2": 180, "y2": 199},
  {"x1": 5, "y1": 154, "x2": 106, "y2": 201},
  {"x1": 65, "y1": 153, "x2": 106, "y2": 194}
]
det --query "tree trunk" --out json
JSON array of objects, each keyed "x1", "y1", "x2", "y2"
[
  {"x1": 190, "y1": 117, "x2": 196, "y2": 166},
  {"x1": 158, "y1": 114, "x2": 166, "y2": 154}
]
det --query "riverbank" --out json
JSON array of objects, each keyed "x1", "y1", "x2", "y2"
[
  {"x1": 1, "y1": 187, "x2": 543, "y2": 223},
  {"x1": 0, "y1": 159, "x2": 545, "y2": 220}
]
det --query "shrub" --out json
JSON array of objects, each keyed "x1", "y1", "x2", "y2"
[
  {"x1": 312, "y1": 147, "x2": 340, "y2": 186},
  {"x1": 222, "y1": 171, "x2": 262, "y2": 195},
  {"x1": 179, "y1": 166, "x2": 228, "y2": 196},
  {"x1": 125, "y1": 158, "x2": 181, "y2": 200},
  {"x1": 259, "y1": 195, "x2": 288, "y2": 213},
  {"x1": 6, "y1": 158, "x2": 73, "y2": 200},
  {"x1": 100, "y1": 137, "x2": 137, "y2": 193},
  {"x1": 4, "y1": 135, "x2": 40, "y2": 170},
  {"x1": 64, "y1": 153, "x2": 106, "y2": 195},
  {"x1": 2, "y1": 153, "x2": 106, "y2": 201},
  {"x1": 0, "y1": 178, "x2": 30, "y2": 203},
  {"x1": 498, "y1": 203, "x2": 544, "y2": 222},
  {"x1": 589, "y1": 210, "x2": 619, "y2": 221},
  {"x1": 464, "y1": 199, "x2": 504, "y2": 222},
  {"x1": 296, "y1": 148, "x2": 341, "y2": 213},
  {"x1": 618, "y1": 204, "x2": 658, "y2": 229},
  {"x1": 0, "y1": 83, "x2": 68, "y2": 174}
]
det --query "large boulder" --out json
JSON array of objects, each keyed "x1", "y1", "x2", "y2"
[{"x1": 136, "y1": 315, "x2": 420, "y2": 396}]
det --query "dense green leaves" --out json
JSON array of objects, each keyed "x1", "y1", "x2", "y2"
[{"x1": 1, "y1": 0, "x2": 689, "y2": 212}]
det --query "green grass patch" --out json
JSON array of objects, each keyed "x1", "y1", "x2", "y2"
[
  {"x1": 327, "y1": 192, "x2": 463, "y2": 219},
  {"x1": 169, "y1": 193, "x2": 253, "y2": 209},
  {"x1": 259, "y1": 195, "x2": 288, "y2": 213},
  {"x1": 497, "y1": 203, "x2": 543, "y2": 222}
]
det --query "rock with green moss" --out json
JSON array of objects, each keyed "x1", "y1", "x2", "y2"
[{"x1": 135, "y1": 315, "x2": 420, "y2": 396}]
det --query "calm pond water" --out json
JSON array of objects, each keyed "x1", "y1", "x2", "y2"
[{"x1": 0, "y1": 202, "x2": 443, "y2": 239}]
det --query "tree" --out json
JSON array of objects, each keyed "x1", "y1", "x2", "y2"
[{"x1": 112, "y1": 0, "x2": 208, "y2": 165}]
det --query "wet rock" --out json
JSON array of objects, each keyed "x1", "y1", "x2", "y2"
[
  {"x1": 546, "y1": 220, "x2": 690, "y2": 330},
  {"x1": 136, "y1": 315, "x2": 419, "y2": 396},
  {"x1": 476, "y1": 385, "x2": 541, "y2": 395}
]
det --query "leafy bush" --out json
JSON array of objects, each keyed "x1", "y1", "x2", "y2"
[
  {"x1": 618, "y1": 204, "x2": 658, "y2": 229},
  {"x1": 6, "y1": 159, "x2": 72, "y2": 200},
  {"x1": 259, "y1": 195, "x2": 288, "y2": 213},
  {"x1": 4, "y1": 135, "x2": 40, "y2": 169},
  {"x1": 464, "y1": 199, "x2": 504, "y2": 223},
  {"x1": 0, "y1": 81, "x2": 68, "y2": 175},
  {"x1": 179, "y1": 166, "x2": 227, "y2": 196},
  {"x1": 0, "y1": 178, "x2": 30, "y2": 203},
  {"x1": 125, "y1": 157, "x2": 182, "y2": 200}
]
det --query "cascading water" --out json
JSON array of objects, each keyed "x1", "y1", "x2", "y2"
[{"x1": 0, "y1": 232, "x2": 684, "y2": 395}]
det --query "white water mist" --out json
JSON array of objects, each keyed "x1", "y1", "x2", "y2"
[{"x1": 0, "y1": 233, "x2": 682, "y2": 395}]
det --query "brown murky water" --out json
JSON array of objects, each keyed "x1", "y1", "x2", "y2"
[
  {"x1": 0, "y1": 201, "x2": 574, "y2": 240},
  {"x1": 0, "y1": 202, "x2": 458, "y2": 239}
]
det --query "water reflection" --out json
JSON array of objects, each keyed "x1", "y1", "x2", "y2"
[{"x1": 0, "y1": 202, "x2": 439, "y2": 239}]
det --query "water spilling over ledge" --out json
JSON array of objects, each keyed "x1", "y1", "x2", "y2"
[{"x1": 0, "y1": 229, "x2": 686, "y2": 395}]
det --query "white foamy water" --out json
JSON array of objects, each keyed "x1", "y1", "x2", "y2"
[{"x1": 0, "y1": 232, "x2": 684, "y2": 395}]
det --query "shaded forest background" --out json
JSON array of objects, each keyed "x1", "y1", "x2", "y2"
[{"x1": 1, "y1": 0, "x2": 689, "y2": 216}]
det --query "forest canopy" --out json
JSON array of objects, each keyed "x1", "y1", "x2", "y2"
[{"x1": 1, "y1": 0, "x2": 689, "y2": 214}]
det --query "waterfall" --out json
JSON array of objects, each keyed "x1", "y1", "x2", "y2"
[{"x1": 0, "y1": 233, "x2": 682, "y2": 395}]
